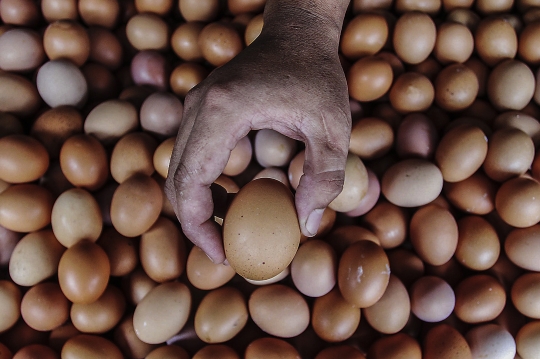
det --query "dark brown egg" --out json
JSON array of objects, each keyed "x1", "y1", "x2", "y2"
[
  {"x1": 97, "y1": 227, "x2": 138, "y2": 277},
  {"x1": 198, "y1": 22, "x2": 244, "y2": 67},
  {"x1": 88, "y1": 27, "x2": 123, "y2": 70},
  {"x1": 0, "y1": 184, "x2": 54, "y2": 232},
  {"x1": 78, "y1": 0, "x2": 120, "y2": 28},
  {"x1": 43, "y1": 20, "x2": 90, "y2": 67},
  {"x1": 227, "y1": 0, "x2": 265, "y2": 15},
  {"x1": 475, "y1": 17, "x2": 517, "y2": 66},
  {"x1": 455, "y1": 216, "x2": 500, "y2": 271},
  {"x1": 361, "y1": 201, "x2": 407, "y2": 249},
  {"x1": 454, "y1": 274, "x2": 506, "y2": 323},
  {"x1": 20, "y1": 282, "x2": 69, "y2": 332}
]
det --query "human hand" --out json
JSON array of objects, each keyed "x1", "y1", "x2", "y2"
[{"x1": 165, "y1": 1, "x2": 351, "y2": 264}]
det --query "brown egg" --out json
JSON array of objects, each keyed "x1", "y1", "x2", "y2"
[
  {"x1": 140, "y1": 92, "x2": 183, "y2": 138},
  {"x1": 0, "y1": 184, "x2": 54, "y2": 232},
  {"x1": 344, "y1": 167, "x2": 380, "y2": 217},
  {"x1": 475, "y1": 17, "x2": 517, "y2": 66},
  {"x1": 311, "y1": 287, "x2": 360, "y2": 342},
  {"x1": 386, "y1": 248, "x2": 424, "y2": 287},
  {"x1": 153, "y1": 137, "x2": 175, "y2": 178},
  {"x1": 186, "y1": 246, "x2": 236, "y2": 290},
  {"x1": 12, "y1": 344, "x2": 59, "y2": 359},
  {"x1": 113, "y1": 314, "x2": 157, "y2": 358},
  {"x1": 111, "y1": 174, "x2": 163, "y2": 237},
  {"x1": 135, "y1": 0, "x2": 173, "y2": 14},
  {"x1": 223, "y1": 135, "x2": 252, "y2": 176},
  {"x1": 0, "y1": 134, "x2": 49, "y2": 184},
  {"x1": 171, "y1": 22, "x2": 204, "y2": 62},
  {"x1": 41, "y1": 0, "x2": 77, "y2": 22},
  {"x1": 368, "y1": 333, "x2": 422, "y2": 359},
  {"x1": 48, "y1": 322, "x2": 81, "y2": 352},
  {"x1": 179, "y1": 0, "x2": 220, "y2": 22},
  {"x1": 340, "y1": 13, "x2": 388, "y2": 59},
  {"x1": 0, "y1": 344, "x2": 11, "y2": 359},
  {"x1": 20, "y1": 282, "x2": 69, "y2": 332},
  {"x1": 464, "y1": 57, "x2": 489, "y2": 97},
  {"x1": 198, "y1": 22, "x2": 243, "y2": 67},
  {"x1": 434, "y1": 22, "x2": 474, "y2": 64},
  {"x1": 245, "y1": 337, "x2": 300, "y2": 359},
  {"x1": 96, "y1": 227, "x2": 138, "y2": 277},
  {"x1": 465, "y1": 324, "x2": 516, "y2": 359},
  {"x1": 290, "y1": 239, "x2": 336, "y2": 297},
  {"x1": 9, "y1": 230, "x2": 65, "y2": 286},
  {"x1": 315, "y1": 345, "x2": 365, "y2": 359},
  {"x1": 43, "y1": 20, "x2": 90, "y2": 67},
  {"x1": 519, "y1": 22, "x2": 540, "y2": 65},
  {"x1": 0, "y1": 113, "x2": 24, "y2": 139},
  {"x1": 361, "y1": 201, "x2": 407, "y2": 249},
  {"x1": 455, "y1": 274, "x2": 506, "y2": 323},
  {"x1": 194, "y1": 286, "x2": 248, "y2": 343},
  {"x1": 71, "y1": 285, "x2": 125, "y2": 333},
  {"x1": 51, "y1": 188, "x2": 102, "y2": 247},
  {"x1": 455, "y1": 216, "x2": 500, "y2": 271},
  {"x1": 0, "y1": 223, "x2": 21, "y2": 267},
  {"x1": 87, "y1": 27, "x2": 123, "y2": 70},
  {"x1": 110, "y1": 132, "x2": 157, "y2": 183},
  {"x1": 494, "y1": 111, "x2": 540, "y2": 146},
  {"x1": 62, "y1": 334, "x2": 123, "y2": 359},
  {"x1": 170, "y1": 62, "x2": 208, "y2": 97},
  {"x1": 58, "y1": 239, "x2": 110, "y2": 304},
  {"x1": 434, "y1": 64, "x2": 479, "y2": 111},
  {"x1": 249, "y1": 284, "x2": 309, "y2": 338},
  {"x1": 84, "y1": 99, "x2": 139, "y2": 145},
  {"x1": 227, "y1": 0, "x2": 265, "y2": 14},
  {"x1": 328, "y1": 153, "x2": 369, "y2": 212},
  {"x1": 224, "y1": 178, "x2": 300, "y2": 280},
  {"x1": 253, "y1": 167, "x2": 290, "y2": 187},
  {"x1": 443, "y1": 171, "x2": 497, "y2": 214},
  {"x1": 338, "y1": 240, "x2": 390, "y2": 308},
  {"x1": 0, "y1": 29, "x2": 45, "y2": 72},
  {"x1": 254, "y1": 129, "x2": 297, "y2": 168},
  {"x1": 349, "y1": 117, "x2": 394, "y2": 160},
  {"x1": 94, "y1": 182, "x2": 117, "y2": 227},
  {"x1": 393, "y1": 12, "x2": 436, "y2": 64},
  {"x1": 36, "y1": 59, "x2": 88, "y2": 108},
  {"x1": 78, "y1": 0, "x2": 119, "y2": 28},
  {"x1": 423, "y1": 324, "x2": 472, "y2": 359},
  {"x1": 516, "y1": 321, "x2": 540, "y2": 359},
  {"x1": 511, "y1": 272, "x2": 540, "y2": 320},
  {"x1": 347, "y1": 56, "x2": 393, "y2": 102},
  {"x1": 505, "y1": 225, "x2": 540, "y2": 271},
  {"x1": 30, "y1": 106, "x2": 83, "y2": 159},
  {"x1": 0, "y1": 73, "x2": 41, "y2": 117},
  {"x1": 0, "y1": 280, "x2": 22, "y2": 332},
  {"x1": 435, "y1": 124, "x2": 487, "y2": 182},
  {"x1": 409, "y1": 57, "x2": 442, "y2": 81},
  {"x1": 395, "y1": 0, "x2": 441, "y2": 12},
  {"x1": 496, "y1": 176, "x2": 540, "y2": 228},
  {"x1": 245, "y1": 13, "x2": 263, "y2": 46},
  {"x1": 192, "y1": 345, "x2": 238, "y2": 359},
  {"x1": 410, "y1": 276, "x2": 455, "y2": 322},
  {"x1": 487, "y1": 60, "x2": 535, "y2": 111},
  {"x1": 287, "y1": 150, "x2": 304, "y2": 190},
  {"x1": 121, "y1": 266, "x2": 158, "y2": 305},
  {"x1": 83, "y1": 65, "x2": 119, "y2": 103},
  {"x1": 363, "y1": 274, "x2": 410, "y2": 334},
  {"x1": 146, "y1": 345, "x2": 190, "y2": 359},
  {"x1": 352, "y1": 0, "x2": 393, "y2": 12},
  {"x1": 0, "y1": 0, "x2": 40, "y2": 26},
  {"x1": 133, "y1": 281, "x2": 191, "y2": 344},
  {"x1": 126, "y1": 13, "x2": 169, "y2": 51},
  {"x1": 381, "y1": 158, "x2": 443, "y2": 207},
  {"x1": 389, "y1": 72, "x2": 434, "y2": 113}
]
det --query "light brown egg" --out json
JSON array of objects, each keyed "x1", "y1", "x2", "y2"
[
  {"x1": 455, "y1": 274, "x2": 506, "y2": 323},
  {"x1": 475, "y1": 17, "x2": 517, "y2": 66},
  {"x1": 71, "y1": 285, "x2": 125, "y2": 333},
  {"x1": 192, "y1": 345, "x2": 238, "y2": 359},
  {"x1": 511, "y1": 272, "x2": 540, "y2": 320},
  {"x1": 381, "y1": 158, "x2": 443, "y2": 207},
  {"x1": 340, "y1": 13, "x2": 388, "y2": 59},
  {"x1": 36, "y1": 59, "x2": 88, "y2": 108},
  {"x1": 338, "y1": 240, "x2": 390, "y2": 308},
  {"x1": 245, "y1": 337, "x2": 300, "y2": 359},
  {"x1": 9, "y1": 230, "x2": 65, "y2": 286},
  {"x1": 347, "y1": 56, "x2": 393, "y2": 102},
  {"x1": 423, "y1": 324, "x2": 472, "y2": 359},
  {"x1": 113, "y1": 314, "x2": 157, "y2": 359},
  {"x1": 362, "y1": 274, "x2": 410, "y2": 334},
  {"x1": 494, "y1": 111, "x2": 540, "y2": 146},
  {"x1": 96, "y1": 227, "x2": 138, "y2": 277},
  {"x1": 389, "y1": 72, "x2": 434, "y2": 113},
  {"x1": 410, "y1": 276, "x2": 455, "y2": 322},
  {"x1": 326, "y1": 224, "x2": 380, "y2": 255},
  {"x1": 361, "y1": 201, "x2": 407, "y2": 249},
  {"x1": 290, "y1": 239, "x2": 337, "y2": 297},
  {"x1": 78, "y1": 0, "x2": 120, "y2": 28},
  {"x1": 153, "y1": 137, "x2": 175, "y2": 178},
  {"x1": 121, "y1": 266, "x2": 158, "y2": 305},
  {"x1": 434, "y1": 22, "x2": 474, "y2": 64},
  {"x1": 386, "y1": 248, "x2": 424, "y2": 287},
  {"x1": 223, "y1": 135, "x2": 252, "y2": 176},
  {"x1": 466, "y1": 324, "x2": 516, "y2": 359},
  {"x1": 455, "y1": 215, "x2": 500, "y2": 271},
  {"x1": 58, "y1": 239, "x2": 110, "y2": 304},
  {"x1": 245, "y1": 13, "x2": 263, "y2": 46},
  {"x1": 146, "y1": 344, "x2": 189, "y2": 359},
  {"x1": 51, "y1": 188, "x2": 102, "y2": 248},
  {"x1": 344, "y1": 167, "x2": 380, "y2": 217},
  {"x1": 171, "y1": 22, "x2": 204, "y2": 62},
  {"x1": 224, "y1": 178, "x2": 300, "y2": 280},
  {"x1": 194, "y1": 286, "x2": 248, "y2": 343},
  {"x1": 0, "y1": 29, "x2": 45, "y2": 72},
  {"x1": 253, "y1": 167, "x2": 290, "y2": 187},
  {"x1": 186, "y1": 245, "x2": 236, "y2": 290},
  {"x1": 43, "y1": 20, "x2": 90, "y2": 67},
  {"x1": 368, "y1": 333, "x2": 422, "y2": 359},
  {"x1": 62, "y1": 334, "x2": 123, "y2": 359},
  {"x1": 111, "y1": 174, "x2": 163, "y2": 237},
  {"x1": 110, "y1": 132, "x2": 157, "y2": 183},
  {"x1": 0, "y1": 184, "x2": 54, "y2": 232},
  {"x1": 198, "y1": 22, "x2": 243, "y2": 67},
  {"x1": 0, "y1": 280, "x2": 22, "y2": 332},
  {"x1": 328, "y1": 153, "x2": 369, "y2": 212},
  {"x1": 505, "y1": 225, "x2": 540, "y2": 272},
  {"x1": 434, "y1": 63, "x2": 479, "y2": 111},
  {"x1": 170, "y1": 62, "x2": 209, "y2": 97},
  {"x1": 20, "y1": 282, "x2": 69, "y2": 332},
  {"x1": 135, "y1": 0, "x2": 173, "y2": 14},
  {"x1": 0, "y1": 134, "x2": 49, "y2": 184},
  {"x1": 41, "y1": 0, "x2": 77, "y2": 22},
  {"x1": 496, "y1": 176, "x2": 540, "y2": 228},
  {"x1": 311, "y1": 288, "x2": 360, "y2": 342},
  {"x1": 84, "y1": 99, "x2": 139, "y2": 145},
  {"x1": 249, "y1": 284, "x2": 309, "y2": 338},
  {"x1": 0, "y1": 0, "x2": 40, "y2": 26},
  {"x1": 133, "y1": 281, "x2": 191, "y2": 344},
  {"x1": 179, "y1": 0, "x2": 220, "y2": 22},
  {"x1": 126, "y1": 13, "x2": 169, "y2": 51},
  {"x1": 254, "y1": 129, "x2": 297, "y2": 168},
  {"x1": 488, "y1": 60, "x2": 535, "y2": 111},
  {"x1": 0, "y1": 73, "x2": 41, "y2": 117},
  {"x1": 393, "y1": 12, "x2": 436, "y2": 64},
  {"x1": 443, "y1": 171, "x2": 497, "y2": 214},
  {"x1": 287, "y1": 149, "x2": 304, "y2": 190},
  {"x1": 516, "y1": 320, "x2": 540, "y2": 359},
  {"x1": 141, "y1": 92, "x2": 184, "y2": 138},
  {"x1": 349, "y1": 117, "x2": 394, "y2": 160},
  {"x1": 227, "y1": 0, "x2": 265, "y2": 14}
]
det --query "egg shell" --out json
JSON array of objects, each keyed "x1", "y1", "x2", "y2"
[
  {"x1": 171, "y1": 22, "x2": 204, "y2": 61},
  {"x1": 9, "y1": 230, "x2": 65, "y2": 287},
  {"x1": 315, "y1": 345, "x2": 366, "y2": 359},
  {"x1": 0, "y1": 134, "x2": 49, "y2": 184},
  {"x1": 0, "y1": 72, "x2": 41, "y2": 117},
  {"x1": 0, "y1": 184, "x2": 54, "y2": 232},
  {"x1": 198, "y1": 22, "x2": 243, "y2": 67},
  {"x1": 20, "y1": 282, "x2": 69, "y2": 332},
  {"x1": 146, "y1": 344, "x2": 189, "y2": 359},
  {"x1": 194, "y1": 286, "x2": 248, "y2": 343},
  {"x1": 0, "y1": 280, "x2": 22, "y2": 332},
  {"x1": 494, "y1": 111, "x2": 540, "y2": 147},
  {"x1": 434, "y1": 64, "x2": 479, "y2": 111},
  {"x1": 61, "y1": 334, "x2": 123, "y2": 359},
  {"x1": 248, "y1": 284, "x2": 310, "y2": 338},
  {"x1": 223, "y1": 178, "x2": 300, "y2": 281},
  {"x1": 423, "y1": 324, "x2": 472, "y2": 359},
  {"x1": 340, "y1": 13, "x2": 388, "y2": 59},
  {"x1": 388, "y1": 72, "x2": 435, "y2": 113},
  {"x1": 121, "y1": 267, "x2": 158, "y2": 306},
  {"x1": 244, "y1": 266, "x2": 290, "y2": 286},
  {"x1": 487, "y1": 60, "x2": 535, "y2": 111},
  {"x1": 83, "y1": 99, "x2": 139, "y2": 146},
  {"x1": 43, "y1": 20, "x2": 90, "y2": 67},
  {"x1": 110, "y1": 132, "x2": 158, "y2": 183},
  {"x1": 186, "y1": 246, "x2": 236, "y2": 290},
  {"x1": 244, "y1": 337, "x2": 301, "y2": 359},
  {"x1": 381, "y1": 158, "x2": 443, "y2": 207},
  {"x1": 245, "y1": 13, "x2": 263, "y2": 46},
  {"x1": 36, "y1": 59, "x2": 88, "y2": 108},
  {"x1": 393, "y1": 12, "x2": 436, "y2": 64},
  {"x1": 434, "y1": 22, "x2": 474, "y2": 64},
  {"x1": 516, "y1": 321, "x2": 540, "y2": 359},
  {"x1": 254, "y1": 129, "x2": 297, "y2": 168},
  {"x1": 111, "y1": 174, "x2": 163, "y2": 237},
  {"x1": 344, "y1": 167, "x2": 381, "y2": 217},
  {"x1": 178, "y1": 0, "x2": 220, "y2": 22},
  {"x1": 0, "y1": 28, "x2": 45, "y2": 72},
  {"x1": 386, "y1": 248, "x2": 425, "y2": 287},
  {"x1": 112, "y1": 314, "x2": 157, "y2": 359},
  {"x1": 133, "y1": 281, "x2": 191, "y2": 344},
  {"x1": 96, "y1": 227, "x2": 138, "y2": 277},
  {"x1": 78, "y1": 0, "x2": 120, "y2": 28},
  {"x1": 410, "y1": 276, "x2": 455, "y2": 322},
  {"x1": 13, "y1": 344, "x2": 59, "y2": 359},
  {"x1": 126, "y1": 13, "x2": 169, "y2": 51},
  {"x1": 140, "y1": 92, "x2": 183, "y2": 138},
  {"x1": 466, "y1": 324, "x2": 516, "y2": 359},
  {"x1": 192, "y1": 345, "x2": 239, "y2": 359},
  {"x1": 505, "y1": 225, "x2": 540, "y2": 271},
  {"x1": 455, "y1": 274, "x2": 506, "y2": 323},
  {"x1": 58, "y1": 239, "x2": 110, "y2": 304},
  {"x1": 338, "y1": 240, "x2": 391, "y2": 308},
  {"x1": 253, "y1": 167, "x2": 290, "y2": 187},
  {"x1": 511, "y1": 272, "x2": 540, "y2": 319},
  {"x1": 329, "y1": 153, "x2": 369, "y2": 212},
  {"x1": 443, "y1": 171, "x2": 497, "y2": 215},
  {"x1": 170, "y1": 62, "x2": 209, "y2": 97},
  {"x1": 368, "y1": 333, "x2": 422, "y2": 359},
  {"x1": 496, "y1": 176, "x2": 540, "y2": 228},
  {"x1": 347, "y1": 56, "x2": 394, "y2": 102},
  {"x1": 87, "y1": 27, "x2": 123, "y2": 70},
  {"x1": 395, "y1": 113, "x2": 438, "y2": 159},
  {"x1": 455, "y1": 215, "x2": 500, "y2": 271},
  {"x1": 475, "y1": 17, "x2": 517, "y2": 67},
  {"x1": 361, "y1": 200, "x2": 407, "y2": 249},
  {"x1": 349, "y1": 117, "x2": 394, "y2": 160}
]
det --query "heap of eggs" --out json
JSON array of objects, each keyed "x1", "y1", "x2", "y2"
[{"x1": 2, "y1": 0, "x2": 540, "y2": 358}]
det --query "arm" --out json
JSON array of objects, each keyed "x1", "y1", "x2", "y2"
[{"x1": 165, "y1": 0, "x2": 351, "y2": 264}]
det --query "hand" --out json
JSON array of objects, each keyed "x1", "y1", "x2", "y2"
[{"x1": 165, "y1": 2, "x2": 351, "y2": 264}]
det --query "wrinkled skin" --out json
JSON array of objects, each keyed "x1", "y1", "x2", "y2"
[{"x1": 165, "y1": 1, "x2": 351, "y2": 264}]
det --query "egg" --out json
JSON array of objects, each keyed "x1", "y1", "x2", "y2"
[
  {"x1": 443, "y1": 171, "x2": 497, "y2": 214},
  {"x1": 121, "y1": 267, "x2": 158, "y2": 306},
  {"x1": 388, "y1": 72, "x2": 435, "y2": 113},
  {"x1": 223, "y1": 178, "x2": 300, "y2": 280},
  {"x1": 423, "y1": 324, "x2": 472, "y2": 359},
  {"x1": 315, "y1": 345, "x2": 366, "y2": 359},
  {"x1": 43, "y1": 20, "x2": 90, "y2": 67},
  {"x1": 347, "y1": 56, "x2": 393, "y2": 102},
  {"x1": 61, "y1": 334, "x2": 123, "y2": 359},
  {"x1": 487, "y1": 60, "x2": 535, "y2": 111},
  {"x1": 36, "y1": 60, "x2": 88, "y2": 108},
  {"x1": 0, "y1": 134, "x2": 49, "y2": 184},
  {"x1": 194, "y1": 286, "x2": 248, "y2": 343},
  {"x1": 78, "y1": 0, "x2": 119, "y2": 28},
  {"x1": 393, "y1": 12, "x2": 436, "y2": 64},
  {"x1": 170, "y1": 62, "x2": 209, "y2": 97},
  {"x1": 361, "y1": 201, "x2": 407, "y2": 248},
  {"x1": 475, "y1": 17, "x2": 517, "y2": 66},
  {"x1": 171, "y1": 22, "x2": 204, "y2": 62},
  {"x1": 454, "y1": 274, "x2": 506, "y2": 323},
  {"x1": 192, "y1": 345, "x2": 238, "y2": 359},
  {"x1": 0, "y1": 0, "x2": 40, "y2": 27},
  {"x1": 328, "y1": 153, "x2": 369, "y2": 212},
  {"x1": 245, "y1": 13, "x2": 264, "y2": 46},
  {"x1": 110, "y1": 132, "x2": 157, "y2": 183},
  {"x1": 20, "y1": 282, "x2": 69, "y2": 332},
  {"x1": 130, "y1": 51, "x2": 169, "y2": 91},
  {"x1": 349, "y1": 117, "x2": 394, "y2": 160},
  {"x1": 178, "y1": 0, "x2": 220, "y2": 22},
  {"x1": 494, "y1": 111, "x2": 540, "y2": 146},
  {"x1": 516, "y1": 320, "x2": 540, "y2": 359},
  {"x1": 49, "y1": 322, "x2": 81, "y2": 351},
  {"x1": 496, "y1": 176, "x2": 540, "y2": 228},
  {"x1": 198, "y1": 22, "x2": 244, "y2": 67},
  {"x1": 434, "y1": 22, "x2": 474, "y2": 64},
  {"x1": 83, "y1": 99, "x2": 139, "y2": 145},
  {"x1": 0, "y1": 73, "x2": 42, "y2": 118},
  {"x1": 140, "y1": 92, "x2": 183, "y2": 138},
  {"x1": 311, "y1": 288, "x2": 360, "y2": 342},
  {"x1": 434, "y1": 63, "x2": 479, "y2": 111},
  {"x1": 87, "y1": 27, "x2": 123, "y2": 70},
  {"x1": 254, "y1": 129, "x2": 297, "y2": 168},
  {"x1": 505, "y1": 225, "x2": 540, "y2": 271},
  {"x1": 248, "y1": 284, "x2": 309, "y2": 338},
  {"x1": 96, "y1": 227, "x2": 138, "y2": 277},
  {"x1": 344, "y1": 167, "x2": 380, "y2": 217},
  {"x1": 340, "y1": 13, "x2": 388, "y2": 59},
  {"x1": 0, "y1": 28, "x2": 45, "y2": 72},
  {"x1": 223, "y1": 135, "x2": 252, "y2": 177},
  {"x1": 386, "y1": 248, "x2": 425, "y2": 287},
  {"x1": 133, "y1": 281, "x2": 191, "y2": 344},
  {"x1": 368, "y1": 333, "x2": 422, "y2": 359},
  {"x1": 146, "y1": 345, "x2": 189, "y2": 359},
  {"x1": 455, "y1": 215, "x2": 500, "y2": 271},
  {"x1": 511, "y1": 272, "x2": 540, "y2": 319},
  {"x1": 186, "y1": 245, "x2": 236, "y2": 290},
  {"x1": 0, "y1": 184, "x2": 54, "y2": 233},
  {"x1": 466, "y1": 324, "x2": 516, "y2": 359},
  {"x1": 9, "y1": 229, "x2": 65, "y2": 286},
  {"x1": 395, "y1": 113, "x2": 438, "y2": 159},
  {"x1": 244, "y1": 337, "x2": 301, "y2": 359},
  {"x1": 112, "y1": 314, "x2": 157, "y2": 358},
  {"x1": 410, "y1": 276, "x2": 455, "y2": 322},
  {"x1": 0, "y1": 280, "x2": 22, "y2": 332}
]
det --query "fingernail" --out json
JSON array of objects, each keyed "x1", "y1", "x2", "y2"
[{"x1": 306, "y1": 208, "x2": 324, "y2": 237}]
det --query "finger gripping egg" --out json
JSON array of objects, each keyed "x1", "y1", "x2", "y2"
[{"x1": 223, "y1": 178, "x2": 301, "y2": 281}]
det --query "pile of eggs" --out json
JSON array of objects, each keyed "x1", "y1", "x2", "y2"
[{"x1": 2, "y1": 0, "x2": 540, "y2": 358}]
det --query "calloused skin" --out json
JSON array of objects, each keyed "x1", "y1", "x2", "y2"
[{"x1": 165, "y1": 0, "x2": 351, "y2": 264}]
